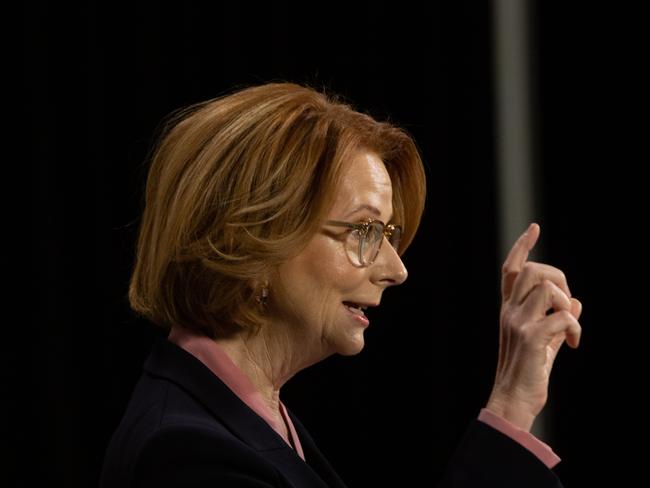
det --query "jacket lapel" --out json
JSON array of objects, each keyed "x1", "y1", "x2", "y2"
[
  {"x1": 286, "y1": 410, "x2": 349, "y2": 488},
  {"x1": 144, "y1": 338, "x2": 346, "y2": 488}
]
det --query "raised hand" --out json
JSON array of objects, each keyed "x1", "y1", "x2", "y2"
[{"x1": 486, "y1": 223, "x2": 583, "y2": 432}]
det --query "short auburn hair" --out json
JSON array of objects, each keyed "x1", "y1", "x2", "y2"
[{"x1": 129, "y1": 82, "x2": 427, "y2": 338}]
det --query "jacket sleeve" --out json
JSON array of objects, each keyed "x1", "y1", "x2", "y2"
[
  {"x1": 132, "y1": 425, "x2": 286, "y2": 488},
  {"x1": 437, "y1": 419, "x2": 564, "y2": 488}
]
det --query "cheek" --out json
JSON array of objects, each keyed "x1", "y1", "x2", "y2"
[
  {"x1": 284, "y1": 236, "x2": 366, "y2": 303},
  {"x1": 304, "y1": 236, "x2": 365, "y2": 293}
]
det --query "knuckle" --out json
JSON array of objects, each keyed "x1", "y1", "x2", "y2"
[
  {"x1": 557, "y1": 270, "x2": 570, "y2": 292},
  {"x1": 518, "y1": 323, "x2": 535, "y2": 343},
  {"x1": 502, "y1": 311, "x2": 526, "y2": 335},
  {"x1": 542, "y1": 279, "x2": 555, "y2": 293},
  {"x1": 522, "y1": 261, "x2": 535, "y2": 274}
]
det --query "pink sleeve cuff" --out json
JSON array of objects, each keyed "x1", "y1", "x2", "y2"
[{"x1": 478, "y1": 408, "x2": 561, "y2": 469}]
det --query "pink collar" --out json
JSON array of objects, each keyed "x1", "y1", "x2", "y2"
[{"x1": 168, "y1": 325, "x2": 305, "y2": 461}]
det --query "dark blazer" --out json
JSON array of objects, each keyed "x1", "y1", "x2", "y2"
[{"x1": 100, "y1": 338, "x2": 563, "y2": 488}]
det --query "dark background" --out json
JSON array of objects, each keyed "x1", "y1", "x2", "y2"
[{"x1": 22, "y1": 1, "x2": 645, "y2": 487}]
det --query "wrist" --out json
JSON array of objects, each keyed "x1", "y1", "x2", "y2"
[{"x1": 484, "y1": 398, "x2": 537, "y2": 433}]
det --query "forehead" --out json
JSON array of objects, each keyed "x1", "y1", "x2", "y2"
[{"x1": 332, "y1": 151, "x2": 393, "y2": 218}]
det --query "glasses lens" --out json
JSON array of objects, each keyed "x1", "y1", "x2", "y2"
[
  {"x1": 344, "y1": 227, "x2": 364, "y2": 266},
  {"x1": 388, "y1": 225, "x2": 402, "y2": 252},
  {"x1": 360, "y1": 222, "x2": 385, "y2": 265}
]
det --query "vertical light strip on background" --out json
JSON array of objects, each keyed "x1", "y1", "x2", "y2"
[{"x1": 493, "y1": 0, "x2": 549, "y2": 441}]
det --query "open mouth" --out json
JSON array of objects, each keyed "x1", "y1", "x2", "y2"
[{"x1": 342, "y1": 301, "x2": 367, "y2": 316}]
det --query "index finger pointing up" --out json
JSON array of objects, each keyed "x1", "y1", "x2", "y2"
[{"x1": 501, "y1": 223, "x2": 540, "y2": 301}]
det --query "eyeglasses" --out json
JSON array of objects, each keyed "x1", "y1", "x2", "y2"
[{"x1": 325, "y1": 218, "x2": 403, "y2": 267}]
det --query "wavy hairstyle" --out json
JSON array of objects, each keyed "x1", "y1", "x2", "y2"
[{"x1": 128, "y1": 82, "x2": 427, "y2": 338}]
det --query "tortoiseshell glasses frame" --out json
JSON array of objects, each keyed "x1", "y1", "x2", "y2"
[{"x1": 325, "y1": 218, "x2": 403, "y2": 266}]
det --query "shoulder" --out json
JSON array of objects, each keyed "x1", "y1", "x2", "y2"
[
  {"x1": 132, "y1": 423, "x2": 284, "y2": 488},
  {"x1": 121, "y1": 371, "x2": 233, "y2": 444},
  {"x1": 101, "y1": 373, "x2": 284, "y2": 488}
]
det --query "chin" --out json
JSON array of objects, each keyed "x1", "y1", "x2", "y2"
[{"x1": 337, "y1": 333, "x2": 366, "y2": 356}]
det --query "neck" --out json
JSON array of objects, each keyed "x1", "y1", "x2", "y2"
[{"x1": 214, "y1": 327, "x2": 319, "y2": 417}]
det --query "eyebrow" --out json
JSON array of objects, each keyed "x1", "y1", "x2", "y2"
[{"x1": 345, "y1": 204, "x2": 393, "y2": 222}]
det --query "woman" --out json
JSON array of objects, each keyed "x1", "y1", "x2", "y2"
[{"x1": 100, "y1": 82, "x2": 582, "y2": 487}]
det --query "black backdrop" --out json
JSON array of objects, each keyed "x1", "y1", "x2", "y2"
[{"x1": 22, "y1": 1, "x2": 645, "y2": 487}]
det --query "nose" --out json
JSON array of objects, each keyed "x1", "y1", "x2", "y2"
[{"x1": 371, "y1": 236, "x2": 408, "y2": 286}]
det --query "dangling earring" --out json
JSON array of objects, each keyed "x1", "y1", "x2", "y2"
[{"x1": 256, "y1": 282, "x2": 269, "y2": 307}]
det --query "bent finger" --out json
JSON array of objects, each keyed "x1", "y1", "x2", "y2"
[
  {"x1": 520, "y1": 279, "x2": 572, "y2": 320},
  {"x1": 511, "y1": 261, "x2": 572, "y2": 305},
  {"x1": 539, "y1": 309, "x2": 582, "y2": 349},
  {"x1": 570, "y1": 298, "x2": 582, "y2": 320}
]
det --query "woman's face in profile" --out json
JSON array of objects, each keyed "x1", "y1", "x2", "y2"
[{"x1": 271, "y1": 151, "x2": 408, "y2": 359}]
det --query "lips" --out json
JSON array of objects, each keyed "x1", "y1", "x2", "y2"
[
  {"x1": 343, "y1": 301, "x2": 366, "y2": 316},
  {"x1": 342, "y1": 300, "x2": 381, "y2": 317},
  {"x1": 342, "y1": 301, "x2": 371, "y2": 327}
]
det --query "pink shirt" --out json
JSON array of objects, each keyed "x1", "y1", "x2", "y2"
[
  {"x1": 168, "y1": 326, "x2": 559, "y2": 469},
  {"x1": 168, "y1": 326, "x2": 305, "y2": 461},
  {"x1": 478, "y1": 408, "x2": 561, "y2": 468}
]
